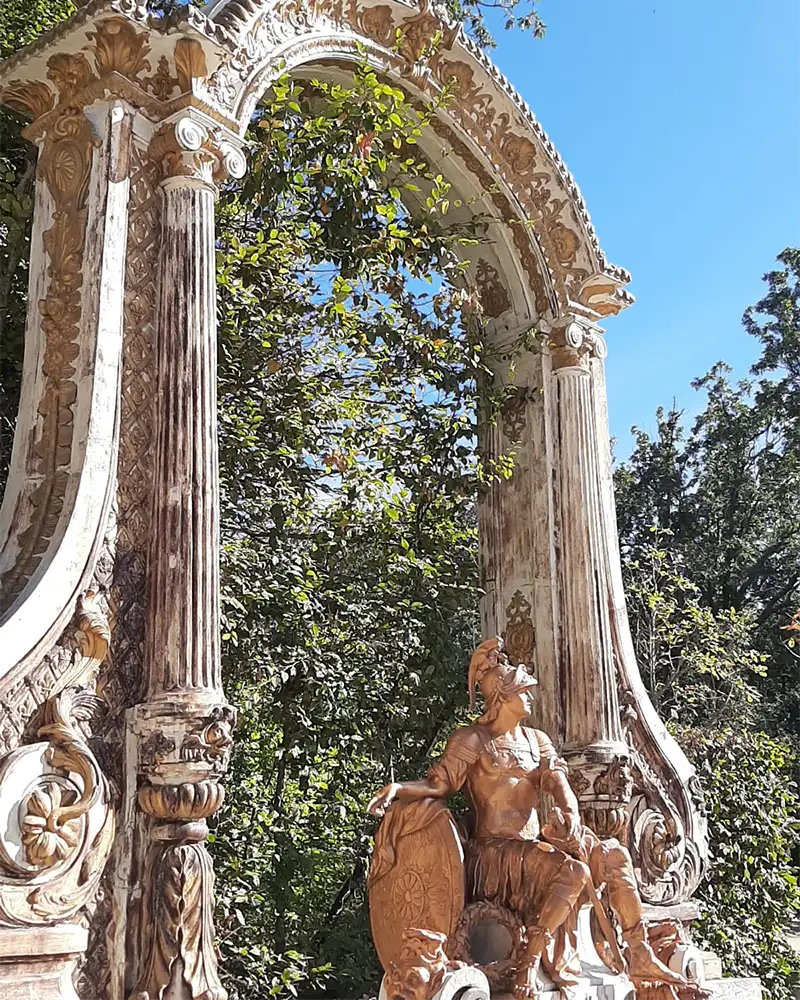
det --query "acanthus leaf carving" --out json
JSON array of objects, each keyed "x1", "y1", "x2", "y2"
[
  {"x1": 46, "y1": 51, "x2": 96, "y2": 103},
  {"x1": 174, "y1": 37, "x2": 208, "y2": 93},
  {"x1": 133, "y1": 780, "x2": 227, "y2": 1000},
  {"x1": 144, "y1": 55, "x2": 178, "y2": 102},
  {"x1": 131, "y1": 839, "x2": 222, "y2": 1000},
  {"x1": 0, "y1": 79, "x2": 55, "y2": 120},
  {"x1": 86, "y1": 16, "x2": 151, "y2": 80}
]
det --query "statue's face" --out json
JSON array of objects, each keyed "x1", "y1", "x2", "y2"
[{"x1": 508, "y1": 688, "x2": 536, "y2": 717}]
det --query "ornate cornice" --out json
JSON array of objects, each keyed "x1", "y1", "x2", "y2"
[
  {"x1": 0, "y1": 0, "x2": 632, "y2": 316},
  {"x1": 201, "y1": 0, "x2": 632, "y2": 315},
  {"x1": 0, "y1": 7, "x2": 240, "y2": 139}
]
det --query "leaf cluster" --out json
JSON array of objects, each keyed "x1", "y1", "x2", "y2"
[{"x1": 678, "y1": 727, "x2": 800, "y2": 998}]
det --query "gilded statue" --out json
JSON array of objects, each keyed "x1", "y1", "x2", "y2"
[{"x1": 368, "y1": 637, "x2": 699, "y2": 999}]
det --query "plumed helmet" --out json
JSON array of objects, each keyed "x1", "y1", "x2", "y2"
[{"x1": 467, "y1": 636, "x2": 537, "y2": 713}]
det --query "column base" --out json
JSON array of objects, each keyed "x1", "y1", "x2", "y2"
[{"x1": 0, "y1": 924, "x2": 87, "y2": 1000}]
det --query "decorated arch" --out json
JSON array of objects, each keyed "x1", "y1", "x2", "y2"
[{"x1": 0, "y1": 2, "x2": 707, "y2": 997}]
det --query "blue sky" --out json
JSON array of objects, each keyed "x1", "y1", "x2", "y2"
[{"x1": 485, "y1": 0, "x2": 800, "y2": 453}]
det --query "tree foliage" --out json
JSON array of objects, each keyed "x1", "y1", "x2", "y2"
[
  {"x1": 211, "y1": 68, "x2": 513, "y2": 998},
  {"x1": 615, "y1": 249, "x2": 800, "y2": 733},
  {"x1": 617, "y1": 254, "x2": 800, "y2": 996},
  {"x1": 624, "y1": 528, "x2": 766, "y2": 728},
  {"x1": 679, "y1": 728, "x2": 800, "y2": 999}
]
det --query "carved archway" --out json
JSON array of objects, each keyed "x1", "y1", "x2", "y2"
[{"x1": 0, "y1": 2, "x2": 706, "y2": 997}]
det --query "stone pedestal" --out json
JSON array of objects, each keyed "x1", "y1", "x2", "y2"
[
  {"x1": 706, "y1": 979, "x2": 763, "y2": 1000},
  {"x1": 0, "y1": 925, "x2": 86, "y2": 1000}
]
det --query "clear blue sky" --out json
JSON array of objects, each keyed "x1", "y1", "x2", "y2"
[{"x1": 486, "y1": 0, "x2": 800, "y2": 453}]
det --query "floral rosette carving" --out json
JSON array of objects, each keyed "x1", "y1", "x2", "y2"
[
  {"x1": 20, "y1": 779, "x2": 82, "y2": 869},
  {"x1": 0, "y1": 594, "x2": 115, "y2": 925}
]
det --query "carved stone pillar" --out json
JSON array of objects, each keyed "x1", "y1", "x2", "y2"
[
  {"x1": 129, "y1": 113, "x2": 244, "y2": 1000},
  {"x1": 550, "y1": 319, "x2": 631, "y2": 839}
]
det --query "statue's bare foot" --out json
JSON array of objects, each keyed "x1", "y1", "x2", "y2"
[{"x1": 626, "y1": 938, "x2": 685, "y2": 985}]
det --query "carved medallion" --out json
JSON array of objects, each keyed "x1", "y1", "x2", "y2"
[{"x1": 503, "y1": 590, "x2": 534, "y2": 669}]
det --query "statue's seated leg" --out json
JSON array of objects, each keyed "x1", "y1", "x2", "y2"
[
  {"x1": 511, "y1": 845, "x2": 590, "y2": 999},
  {"x1": 588, "y1": 838, "x2": 685, "y2": 985}
]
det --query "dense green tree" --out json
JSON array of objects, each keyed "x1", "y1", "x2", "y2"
[
  {"x1": 210, "y1": 69, "x2": 510, "y2": 997},
  {"x1": 623, "y1": 528, "x2": 766, "y2": 728},
  {"x1": 615, "y1": 249, "x2": 800, "y2": 732},
  {"x1": 679, "y1": 728, "x2": 800, "y2": 999}
]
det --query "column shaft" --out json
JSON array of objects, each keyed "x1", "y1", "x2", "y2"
[
  {"x1": 146, "y1": 177, "x2": 220, "y2": 699},
  {"x1": 554, "y1": 365, "x2": 622, "y2": 748}
]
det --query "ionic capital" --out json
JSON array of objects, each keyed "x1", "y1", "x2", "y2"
[
  {"x1": 148, "y1": 113, "x2": 247, "y2": 187},
  {"x1": 547, "y1": 316, "x2": 607, "y2": 370}
]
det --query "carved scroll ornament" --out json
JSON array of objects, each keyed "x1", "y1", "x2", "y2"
[
  {"x1": 0, "y1": 594, "x2": 114, "y2": 926},
  {"x1": 618, "y1": 688, "x2": 706, "y2": 905},
  {"x1": 0, "y1": 108, "x2": 97, "y2": 608}
]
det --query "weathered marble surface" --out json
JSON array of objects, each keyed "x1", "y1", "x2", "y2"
[{"x1": 706, "y1": 978, "x2": 763, "y2": 1000}]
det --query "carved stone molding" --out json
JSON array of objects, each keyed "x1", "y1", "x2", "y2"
[
  {"x1": 132, "y1": 779, "x2": 225, "y2": 1000},
  {"x1": 0, "y1": 109, "x2": 97, "y2": 608},
  {"x1": 1, "y1": 14, "x2": 229, "y2": 132},
  {"x1": 148, "y1": 114, "x2": 247, "y2": 185},
  {"x1": 199, "y1": 0, "x2": 631, "y2": 316},
  {"x1": 547, "y1": 318, "x2": 607, "y2": 370}
]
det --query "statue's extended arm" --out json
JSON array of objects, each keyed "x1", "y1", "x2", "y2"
[{"x1": 367, "y1": 773, "x2": 450, "y2": 817}]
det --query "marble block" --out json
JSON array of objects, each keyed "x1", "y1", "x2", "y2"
[
  {"x1": 0, "y1": 924, "x2": 87, "y2": 1000},
  {"x1": 706, "y1": 978, "x2": 763, "y2": 1000}
]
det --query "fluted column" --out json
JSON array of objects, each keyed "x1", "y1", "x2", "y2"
[
  {"x1": 550, "y1": 319, "x2": 631, "y2": 839},
  {"x1": 129, "y1": 113, "x2": 245, "y2": 1000},
  {"x1": 145, "y1": 165, "x2": 220, "y2": 699}
]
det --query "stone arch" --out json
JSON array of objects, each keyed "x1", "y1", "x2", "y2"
[{"x1": 0, "y1": 3, "x2": 706, "y2": 997}]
